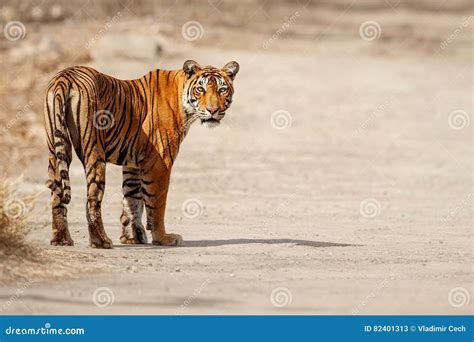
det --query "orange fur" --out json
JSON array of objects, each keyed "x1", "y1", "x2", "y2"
[{"x1": 44, "y1": 60, "x2": 239, "y2": 248}]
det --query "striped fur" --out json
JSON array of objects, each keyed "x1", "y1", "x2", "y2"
[{"x1": 44, "y1": 60, "x2": 239, "y2": 248}]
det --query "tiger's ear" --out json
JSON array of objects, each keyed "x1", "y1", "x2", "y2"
[
  {"x1": 222, "y1": 61, "x2": 239, "y2": 80},
  {"x1": 183, "y1": 60, "x2": 201, "y2": 78}
]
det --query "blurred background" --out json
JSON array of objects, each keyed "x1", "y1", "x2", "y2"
[
  {"x1": 0, "y1": 0, "x2": 472, "y2": 314},
  {"x1": 0, "y1": 0, "x2": 472, "y2": 167}
]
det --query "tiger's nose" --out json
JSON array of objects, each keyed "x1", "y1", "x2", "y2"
[{"x1": 207, "y1": 106, "x2": 219, "y2": 115}]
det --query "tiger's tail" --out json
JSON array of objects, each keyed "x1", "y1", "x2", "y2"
[{"x1": 45, "y1": 84, "x2": 72, "y2": 205}]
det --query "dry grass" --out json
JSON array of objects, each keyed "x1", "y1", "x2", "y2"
[
  {"x1": 0, "y1": 178, "x2": 42, "y2": 282},
  {"x1": 0, "y1": 178, "x2": 35, "y2": 255},
  {"x1": 0, "y1": 178, "x2": 116, "y2": 283}
]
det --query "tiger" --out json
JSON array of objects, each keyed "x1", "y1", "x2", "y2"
[{"x1": 44, "y1": 60, "x2": 239, "y2": 248}]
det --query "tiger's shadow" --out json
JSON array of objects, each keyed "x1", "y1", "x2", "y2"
[{"x1": 115, "y1": 238, "x2": 357, "y2": 249}]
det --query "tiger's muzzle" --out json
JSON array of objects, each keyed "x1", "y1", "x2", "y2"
[{"x1": 200, "y1": 111, "x2": 225, "y2": 128}]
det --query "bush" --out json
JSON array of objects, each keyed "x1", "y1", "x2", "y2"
[{"x1": 0, "y1": 178, "x2": 35, "y2": 255}]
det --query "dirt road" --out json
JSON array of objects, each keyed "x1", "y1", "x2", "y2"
[{"x1": 0, "y1": 43, "x2": 472, "y2": 315}]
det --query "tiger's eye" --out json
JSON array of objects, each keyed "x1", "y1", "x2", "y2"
[
  {"x1": 219, "y1": 87, "x2": 228, "y2": 94},
  {"x1": 197, "y1": 86, "x2": 205, "y2": 93}
]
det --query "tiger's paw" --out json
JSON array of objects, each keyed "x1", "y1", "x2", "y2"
[
  {"x1": 120, "y1": 236, "x2": 140, "y2": 244},
  {"x1": 152, "y1": 233, "x2": 183, "y2": 247},
  {"x1": 50, "y1": 236, "x2": 74, "y2": 246},
  {"x1": 90, "y1": 237, "x2": 113, "y2": 249},
  {"x1": 120, "y1": 225, "x2": 148, "y2": 245},
  {"x1": 120, "y1": 234, "x2": 148, "y2": 245}
]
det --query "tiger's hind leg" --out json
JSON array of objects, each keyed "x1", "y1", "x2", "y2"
[
  {"x1": 45, "y1": 88, "x2": 74, "y2": 246},
  {"x1": 85, "y1": 154, "x2": 113, "y2": 249},
  {"x1": 47, "y1": 151, "x2": 74, "y2": 246},
  {"x1": 120, "y1": 166, "x2": 147, "y2": 244}
]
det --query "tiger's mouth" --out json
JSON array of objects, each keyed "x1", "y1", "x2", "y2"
[{"x1": 201, "y1": 118, "x2": 221, "y2": 128}]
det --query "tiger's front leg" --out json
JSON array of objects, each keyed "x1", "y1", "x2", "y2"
[
  {"x1": 120, "y1": 166, "x2": 147, "y2": 244},
  {"x1": 142, "y1": 161, "x2": 183, "y2": 246}
]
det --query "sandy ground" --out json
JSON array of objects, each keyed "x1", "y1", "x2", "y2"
[
  {"x1": 0, "y1": 43, "x2": 472, "y2": 314},
  {"x1": 0, "y1": 0, "x2": 472, "y2": 314}
]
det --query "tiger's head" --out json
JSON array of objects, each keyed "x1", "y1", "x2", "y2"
[{"x1": 182, "y1": 60, "x2": 239, "y2": 128}]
